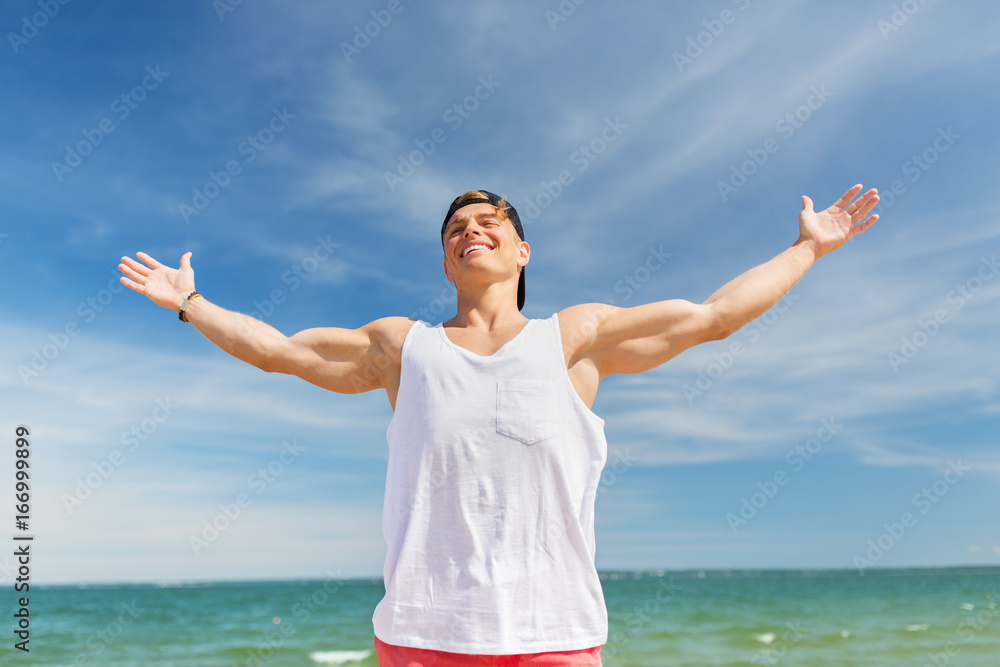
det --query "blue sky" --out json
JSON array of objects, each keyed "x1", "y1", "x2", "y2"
[{"x1": 1, "y1": 0, "x2": 998, "y2": 584}]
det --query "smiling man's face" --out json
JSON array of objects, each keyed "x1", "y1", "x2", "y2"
[{"x1": 441, "y1": 202, "x2": 528, "y2": 287}]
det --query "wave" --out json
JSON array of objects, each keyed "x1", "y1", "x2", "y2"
[{"x1": 309, "y1": 650, "x2": 373, "y2": 665}]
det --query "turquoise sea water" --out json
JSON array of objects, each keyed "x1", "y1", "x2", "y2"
[{"x1": 3, "y1": 568, "x2": 998, "y2": 666}]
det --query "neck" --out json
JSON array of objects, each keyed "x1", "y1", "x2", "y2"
[{"x1": 445, "y1": 281, "x2": 525, "y2": 329}]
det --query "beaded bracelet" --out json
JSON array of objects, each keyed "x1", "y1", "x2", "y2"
[{"x1": 178, "y1": 291, "x2": 202, "y2": 322}]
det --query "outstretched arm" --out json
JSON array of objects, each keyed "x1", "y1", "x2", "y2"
[
  {"x1": 118, "y1": 251, "x2": 403, "y2": 395},
  {"x1": 704, "y1": 184, "x2": 879, "y2": 336},
  {"x1": 563, "y1": 185, "x2": 879, "y2": 377}
]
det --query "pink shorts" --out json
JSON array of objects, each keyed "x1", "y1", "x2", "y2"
[{"x1": 374, "y1": 636, "x2": 604, "y2": 666}]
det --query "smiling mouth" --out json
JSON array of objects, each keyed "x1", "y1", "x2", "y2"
[{"x1": 461, "y1": 244, "x2": 494, "y2": 258}]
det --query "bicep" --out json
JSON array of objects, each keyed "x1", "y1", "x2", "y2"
[
  {"x1": 265, "y1": 320, "x2": 399, "y2": 394},
  {"x1": 576, "y1": 300, "x2": 724, "y2": 377}
]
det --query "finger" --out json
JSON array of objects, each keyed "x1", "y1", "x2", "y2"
[
  {"x1": 136, "y1": 251, "x2": 163, "y2": 269},
  {"x1": 851, "y1": 191, "x2": 880, "y2": 221},
  {"x1": 119, "y1": 262, "x2": 146, "y2": 284},
  {"x1": 119, "y1": 276, "x2": 145, "y2": 293},
  {"x1": 801, "y1": 195, "x2": 814, "y2": 213},
  {"x1": 845, "y1": 188, "x2": 877, "y2": 215},
  {"x1": 120, "y1": 255, "x2": 151, "y2": 276},
  {"x1": 179, "y1": 251, "x2": 192, "y2": 271},
  {"x1": 833, "y1": 184, "x2": 864, "y2": 210},
  {"x1": 848, "y1": 213, "x2": 879, "y2": 239}
]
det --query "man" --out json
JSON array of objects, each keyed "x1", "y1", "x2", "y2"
[{"x1": 119, "y1": 185, "x2": 878, "y2": 666}]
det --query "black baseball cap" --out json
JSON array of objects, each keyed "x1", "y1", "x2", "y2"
[{"x1": 441, "y1": 191, "x2": 525, "y2": 311}]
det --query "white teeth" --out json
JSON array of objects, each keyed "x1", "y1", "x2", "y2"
[{"x1": 462, "y1": 244, "x2": 492, "y2": 257}]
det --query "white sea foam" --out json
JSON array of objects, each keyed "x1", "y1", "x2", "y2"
[
  {"x1": 905, "y1": 624, "x2": 929, "y2": 632},
  {"x1": 309, "y1": 650, "x2": 373, "y2": 664},
  {"x1": 840, "y1": 630, "x2": 850, "y2": 638},
  {"x1": 754, "y1": 633, "x2": 776, "y2": 644},
  {"x1": 960, "y1": 602, "x2": 975, "y2": 611}
]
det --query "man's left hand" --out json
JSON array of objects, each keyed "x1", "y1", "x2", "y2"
[{"x1": 798, "y1": 184, "x2": 879, "y2": 258}]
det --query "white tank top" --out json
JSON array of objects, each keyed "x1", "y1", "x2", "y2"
[{"x1": 372, "y1": 313, "x2": 609, "y2": 654}]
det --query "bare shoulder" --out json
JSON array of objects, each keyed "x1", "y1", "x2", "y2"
[
  {"x1": 364, "y1": 316, "x2": 419, "y2": 360},
  {"x1": 556, "y1": 302, "x2": 617, "y2": 360}
]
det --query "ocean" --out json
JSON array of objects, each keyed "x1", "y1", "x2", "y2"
[{"x1": 3, "y1": 567, "x2": 998, "y2": 666}]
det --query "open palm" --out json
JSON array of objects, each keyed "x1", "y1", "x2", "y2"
[
  {"x1": 798, "y1": 184, "x2": 879, "y2": 258},
  {"x1": 119, "y1": 251, "x2": 195, "y2": 312}
]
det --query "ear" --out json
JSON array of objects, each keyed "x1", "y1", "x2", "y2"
[
  {"x1": 517, "y1": 241, "x2": 530, "y2": 270},
  {"x1": 443, "y1": 257, "x2": 454, "y2": 283}
]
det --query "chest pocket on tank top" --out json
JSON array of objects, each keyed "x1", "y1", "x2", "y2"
[{"x1": 496, "y1": 379, "x2": 558, "y2": 445}]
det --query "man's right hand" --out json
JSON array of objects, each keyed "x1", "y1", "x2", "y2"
[{"x1": 119, "y1": 251, "x2": 196, "y2": 313}]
